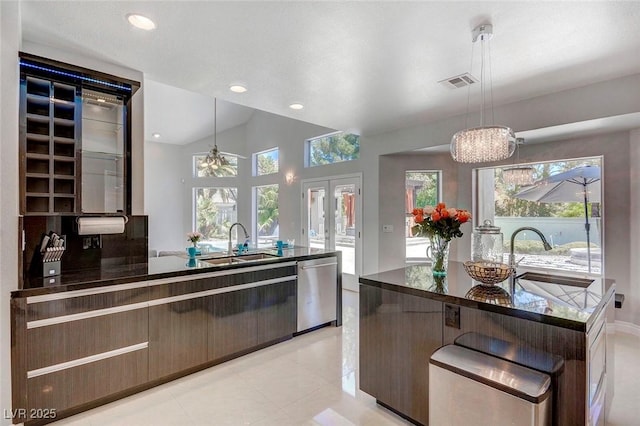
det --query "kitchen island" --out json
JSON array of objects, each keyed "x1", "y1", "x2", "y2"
[
  {"x1": 359, "y1": 261, "x2": 615, "y2": 426},
  {"x1": 11, "y1": 248, "x2": 341, "y2": 425}
]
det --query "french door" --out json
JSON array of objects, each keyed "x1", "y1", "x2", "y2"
[{"x1": 302, "y1": 175, "x2": 362, "y2": 292}]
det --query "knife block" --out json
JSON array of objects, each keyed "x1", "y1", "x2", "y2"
[{"x1": 41, "y1": 260, "x2": 61, "y2": 278}]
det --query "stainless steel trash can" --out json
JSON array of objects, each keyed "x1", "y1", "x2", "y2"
[{"x1": 429, "y1": 345, "x2": 552, "y2": 426}]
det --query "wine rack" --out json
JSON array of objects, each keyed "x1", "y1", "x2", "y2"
[{"x1": 21, "y1": 76, "x2": 79, "y2": 214}]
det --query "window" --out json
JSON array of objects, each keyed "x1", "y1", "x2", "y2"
[
  {"x1": 405, "y1": 171, "x2": 441, "y2": 261},
  {"x1": 254, "y1": 185, "x2": 279, "y2": 248},
  {"x1": 306, "y1": 132, "x2": 359, "y2": 167},
  {"x1": 476, "y1": 156, "x2": 602, "y2": 275},
  {"x1": 193, "y1": 154, "x2": 238, "y2": 177},
  {"x1": 193, "y1": 187, "x2": 237, "y2": 250},
  {"x1": 253, "y1": 148, "x2": 279, "y2": 176}
]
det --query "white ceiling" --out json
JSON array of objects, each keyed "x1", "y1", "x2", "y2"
[
  {"x1": 143, "y1": 80, "x2": 254, "y2": 145},
  {"x1": 19, "y1": 1, "x2": 640, "y2": 139}
]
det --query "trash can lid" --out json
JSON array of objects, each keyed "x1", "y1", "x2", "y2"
[{"x1": 430, "y1": 345, "x2": 551, "y2": 403}]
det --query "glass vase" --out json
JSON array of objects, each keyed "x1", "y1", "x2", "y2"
[
  {"x1": 427, "y1": 235, "x2": 450, "y2": 276},
  {"x1": 187, "y1": 246, "x2": 197, "y2": 259}
]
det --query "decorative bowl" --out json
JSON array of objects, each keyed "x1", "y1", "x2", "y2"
[
  {"x1": 463, "y1": 261, "x2": 513, "y2": 285},
  {"x1": 465, "y1": 285, "x2": 512, "y2": 307}
]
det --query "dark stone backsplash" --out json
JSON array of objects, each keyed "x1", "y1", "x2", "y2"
[{"x1": 22, "y1": 215, "x2": 148, "y2": 286}]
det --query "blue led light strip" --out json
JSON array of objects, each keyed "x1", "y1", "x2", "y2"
[{"x1": 20, "y1": 61, "x2": 132, "y2": 92}]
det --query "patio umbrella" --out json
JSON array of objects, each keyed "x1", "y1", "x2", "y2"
[{"x1": 514, "y1": 165, "x2": 601, "y2": 272}]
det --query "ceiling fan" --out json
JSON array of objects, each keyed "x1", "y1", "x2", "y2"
[{"x1": 200, "y1": 98, "x2": 247, "y2": 173}]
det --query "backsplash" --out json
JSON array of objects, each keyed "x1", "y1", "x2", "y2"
[{"x1": 21, "y1": 215, "x2": 148, "y2": 286}]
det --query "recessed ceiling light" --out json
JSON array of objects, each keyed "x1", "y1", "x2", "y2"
[
  {"x1": 289, "y1": 103, "x2": 304, "y2": 110},
  {"x1": 152, "y1": 133, "x2": 161, "y2": 138},
  {"x1": 126, "y1": 13, "x2": 156, "y2": 31},
  {"x1": 229, "y1": 84, "x2": 247, "y2": 93}
]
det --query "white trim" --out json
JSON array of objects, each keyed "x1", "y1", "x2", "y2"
[
  {"x1": 26, "y1": 261, "x2": 297, "y2": 304},
  {"x1": 27, "y1": 342, "x2": 148, "y2": 379},
  {"x1": 26, "y1": 275, "x2": 297, "y2": 329},
  {"x1": 613, "y1": 320, "x2": 640, "y2": 337},
  {"x1": 27, "y1": 302, "x2": 149, "y2": 329},
  {"x1": 147, "y1": 275, "x2": 297, "y2": 307}
]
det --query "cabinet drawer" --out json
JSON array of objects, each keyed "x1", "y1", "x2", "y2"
[
  {"x1": 27, "y1": 346, "x2": 148, "y2": 418},
  {"x1": 27, "y1": 308, "x2": 148, "y2": 371}
]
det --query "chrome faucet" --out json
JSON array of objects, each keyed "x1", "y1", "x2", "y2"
[
  {"x1": 228, "y1": 223, "x2": 250, "y2": 255},
  {"x1": 509, "y1": 227, "x2": 553, "y2": 294}
]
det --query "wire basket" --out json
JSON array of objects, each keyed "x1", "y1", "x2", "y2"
[{"x1": 463, "y1": 261, "x2": 513, "y2": 285}]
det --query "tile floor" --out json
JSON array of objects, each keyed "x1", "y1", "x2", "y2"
[{"x1": 52, "y1": 290, "x2": 638, "y2": 426}]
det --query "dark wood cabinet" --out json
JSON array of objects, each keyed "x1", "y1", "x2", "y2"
[
  {"x1": 257, "y1": 280, "x2": 296, "y2": 344},
  {"x1": 148, "y1": 296, "x2": 209, "y2": 380},
  {"x1": 208, "y1": 287, "x2": 259, "y2": 361},
  {"x1": 11, "y1": 255, "x2": 339, "y2": 425},
  {"x1": 19, "y1": 53, "x2": 138, "y2": 215},
  {"x1": 208, "y1": 279, "x2": 297, "y2": 361},
  {"x1": 359, "y1": 284, "x2": 443, "y2": 425},
  {"x1": 20, "y1": 75, "x2": 80, "y2": 214},
  {"x1": 14, "y1": 290, "x2": 150, "y2": 423}
]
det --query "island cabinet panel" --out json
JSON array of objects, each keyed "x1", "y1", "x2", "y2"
[
  {"x1": 148, "y1": 296, "x2": 209, "y2": 381},
  {"x1": 208, "y1": 287, "x2": 259, "y2": 361},
  {"x1": 359, "y1": 284, "x2": 443, "y2": 426},
  {"x1": 445, "y1": 306, "x2": 586, "y2": 426}
]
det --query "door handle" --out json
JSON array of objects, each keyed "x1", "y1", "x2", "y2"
[{"x1": 299, "y1": 262, "x2": 338, "y2": 270}]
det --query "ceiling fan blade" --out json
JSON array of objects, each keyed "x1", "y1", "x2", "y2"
[{"x1": 220, "y1": 151, "x2": 247, "y2": 159}]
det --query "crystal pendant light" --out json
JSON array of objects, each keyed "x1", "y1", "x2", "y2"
[
  {"x1": 203, "y1": 98, "x2": 230, "y2": 172},
  {"x1": 503, "y1": 138, "x2": 534, "y2": 186},
  {"x1": 451, "y1": 24, "x2": 516, "y2": 163}
]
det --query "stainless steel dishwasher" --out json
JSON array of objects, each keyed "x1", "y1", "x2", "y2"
[{"x1": 297, "y1": 257, "x2": 338, "y2": 332}]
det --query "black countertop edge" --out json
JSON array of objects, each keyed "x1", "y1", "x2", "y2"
[
  {"x1": 13, "y1": 250, "x2": 340, "y2": 298},
  {"x1": 358, "y1": 276, "x2": 615, "y2": 333}
]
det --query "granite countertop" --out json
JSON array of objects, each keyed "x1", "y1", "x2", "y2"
[
  {"x1": 359, "y1": 261, "x2": 615, "y2": 332},
  {"x1": 15, "y1": 247, "x2": 339, "y2": 298}
]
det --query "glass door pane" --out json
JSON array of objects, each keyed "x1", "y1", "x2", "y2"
[
  {"x1": 333, "y1": 183, "x2": 356, "y2": 275},
  {"x1": 303, "y1": 182, "x2": 328, "y2": 249},
  {"x1": 81, "y1": 89, "x2": 125, "y2": 213}
]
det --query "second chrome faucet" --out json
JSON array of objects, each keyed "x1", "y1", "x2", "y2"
[{"x1": 508, "y1": 227, "x2": 553, "y2": 294}]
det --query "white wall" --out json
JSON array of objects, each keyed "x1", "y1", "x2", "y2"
[
  {"x1": 144, "y1": 141, "x2": 185, "y2": 253},
  {"x1": 144, "y1": 109, "x2": 339, "y2": 252},
  {"x1": 629, "y1": 129, "x2": 640, "y2": 325},
  {"x1": 0, "y1": 2, "x2": 20, "y2": 423}
]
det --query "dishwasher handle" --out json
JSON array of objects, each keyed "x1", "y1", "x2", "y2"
[{"x1": 299, "y1": 262, "x2": 338, "y2": 270}]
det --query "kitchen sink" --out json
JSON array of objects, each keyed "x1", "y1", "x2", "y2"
[
  {"x1": 202, "y1": 257, "x2": 244, "y2": 266},
  {"x1": 516, "y1": 271, "x2": 594, "y2": 288},
  {"x1": 234, "y1": 253, "x2": 280, "y2": 262},
  {"x1": 201, "y1": 252, "x2": 279, "y2": 265}
]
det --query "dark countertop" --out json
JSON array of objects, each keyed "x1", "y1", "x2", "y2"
[
  {"x1": 359, "y1": 261, "x2": 615, "y2": 332},
  {"x1": 14, "y1": 247, "x2": 339, "y2": 298}
]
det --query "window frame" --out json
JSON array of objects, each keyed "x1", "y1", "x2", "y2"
[
  {"x1": 192, "y1": 152, "x2": 238, "y2": 178},
  {"x1": 252, "y1": 147, "x2": 279, "y2": 177},
  {"x1": 192, "y1": 186, "x2": 238, "y2": 248},
  {"x1": 252, "y1": 184, "x2": 280, "y2": 248},
  {"x1": 305, "y1": 131, "x2": 360, "y2": 168},
  {"x1": 405, "y1": 170, "x2": 442, "y2": 263},
  {"x1": 473, "y1": 155, "x2": 603, "y2": 276}
]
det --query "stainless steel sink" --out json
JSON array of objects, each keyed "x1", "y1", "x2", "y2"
[
  {"x1": 202, "y1": 257, "x2": 243, "y2": 266},
  {"x1": 234, "y1": 253, "x2": 279, "y2": 262},
  {"x1": 516, "y1": 271, "x2": 594, "y2": 288},
  {"x1": 201, "y1": 252, "x2": 279, "y2": 265}
]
